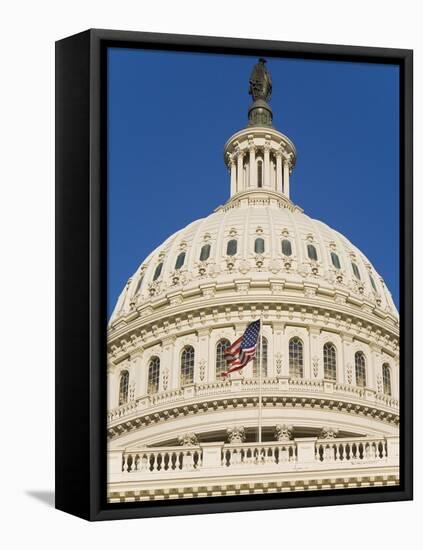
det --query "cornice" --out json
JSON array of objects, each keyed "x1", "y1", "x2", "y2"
[{"x1": 107, "y1": 389, "x2": 399, "y2": 441}]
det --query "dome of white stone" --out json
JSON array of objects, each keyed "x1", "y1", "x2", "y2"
[{"x1": 109, "y1": 188, "x2": 397, "y2": 325}]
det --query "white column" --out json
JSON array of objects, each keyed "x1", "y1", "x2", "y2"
[
  {"x1": 337, "y1": 337, "x2": 345, "y2": 384},
  {"x1": 264, "y1": 143, "x2": 270, "y2": 187},
  {"x1": 229, "y1": 154, "x2": 236, "y2": 196},
  {"x1": 237, "y1": 150, "x2": 244, "y2": 193},
  {"x1": 276, "y1": 151, "x2": 283, "y2": 193},
  {"x1": 368, "y1": 344, "x2": 380, "y2": 392},
  {"x1": 341, "y1": 334, "x2": 354, "y2": 385},
  {"x1": 272, "y1": 323, "x2": 284, "y2": 378},
  {"x1": 132, "y1": 351, "x2": 145, "y2": 397},
  {"x1": 162, "y1": 337, "x2": 176, "y2": 390},
  {"x1": 309, "y1": 327, "x2": 321, "y2": 379},
  {"x1": 283, "y1": 158, "x2": 290, "y2": 198},
  {"x1": 249, "y1": 144, "x2": 256, "y2": 188},
  {"x1": 107, "y1": 367, "x2": 119, "y2": 409},
  {"x1": 197, "y1": 328, "x2": 210, "y2": 384}
]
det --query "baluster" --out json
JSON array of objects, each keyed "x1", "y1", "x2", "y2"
[
  {"x1": 170, "y1": 451, "x2": 176, "y2": 471},
  {"x1": 148, "y1": 453, "x2": 154, "y2": 472},
  {"x1": 140, "y1": 454, "x2": 148, "y2": 471},
  {"x1": 127, "y1": 453, "x2": 133, "y2": 472},
  {"x1": 382, "y1": 440, "x2": 387, "y2": 459}
]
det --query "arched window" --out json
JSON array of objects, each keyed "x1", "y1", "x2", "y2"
[
  {"x1": 175, "y1": 251, "x2": 186, "y2": 270},
  {"x1": 254, "y1": 237, "x2": 265, "y2": 254},
  {"x1": 369, "y1": 273, "x2": 377, "y2": 292},
  {"x1": 289, "y1": 337, "x2": 304, "y2": 378},
  {"x1": 323, "y1": 342, "x2": 337, "y2": 381},
  {"x1": 307, "y1": 244, "x2": 318, "y2": 261},
  {"x1": 118, "y1": 370, "x2": 129, "y2": 405},
  {"x1": 148, "y1": 357, "x2": 160, "y2": 395},
  {"x1": 253, "y1": 336, "x2": 268, "y2": 378},
  {"x1": 227, "y1": 239, "x2": 237, "y2": 256},
  {"x1": 352, "y1": 262, "x2": 361, "y2": 280},
  {"x1": 382, "y1": 363, "x2": 392, "y2": 396},
  {"x1": 257, "y1": 159, "x2": 263, "y2": 188},
  {"x1": 153, "y1": 262, "x2": 163, "y2": 281},
  {"x1": 331, "y1": 252, "x2": 341, "y2": 269},
  {"x1": 180, "y1": 345, "x2": 195, "y2": 386},
  {"x1": 216, "y1": 338, "x2": 230, "y2": 378},
  {"x1": 282, "y1": 239, "x2": 292, "y2": 256},
  {"x1": 200, "y1": 243, "x2": 211, "y2": 261},
  {"x1": 355, "y1": 351, "x2": 366, "y2": 387}
]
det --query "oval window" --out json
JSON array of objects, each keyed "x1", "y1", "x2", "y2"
[
  {"x1": 175, "y1": 251, "x2": 185, "y2": 270},
  {"x1": 199, "y1": 243, "x2": 211, "y2": 261},
  {"x1": 153, "y1": 262, "x2": 163, "y2": 281},
  {"x1": 282, "y1": 239, "x2": 292, "y2": 256},
  {"x1": 307, "y1": 244, "x2": 318, "y2": 261},
  {"x1": 254, "y1": 238, "x2": 265, "y2": 254},
  {"x1": 331, "y1": 252, "x2": 341, "y2": 269},
  {"x1": 227, "y1": 239, "x2": 237, "y2": 256},
  {"x1": 352, "y1": 262, "x2": 361, "y2": 280}
]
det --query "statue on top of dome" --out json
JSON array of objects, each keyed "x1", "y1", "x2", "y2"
[
  {"x1": 249, "y1": 58, "x2": 272, "y2": 102},
  {"x1": 248, "y1": 58, "x2": 273, "y2": 127}
]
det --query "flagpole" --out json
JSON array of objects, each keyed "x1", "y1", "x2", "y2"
[{"x1": 258, "y1": 313, "x2": 263, "y2": 443}]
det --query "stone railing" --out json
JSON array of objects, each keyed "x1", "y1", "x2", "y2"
[
  {"x1": 112, "y1": 436, "x2": 399, "y2": 480},
  {"x1": 221, "y1": 441, "x2": 297, "y2": 468},
  {"x1": 122, "y1": 446, "x2": 202, "y2": 473},
  {"x1": 108, "y1": 377, "x2": 399, "y2": 423},
  {"x1": 315, "y1": 436, "x2": 388, "y2": 463}
]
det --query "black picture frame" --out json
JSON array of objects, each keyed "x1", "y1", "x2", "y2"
[{"x1": 55, "y1": 28, "x2": 413, "y2": 521}]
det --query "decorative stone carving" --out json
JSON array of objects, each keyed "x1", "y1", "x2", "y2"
[
  {"x1": 312, "y1": 355, "x2": 319, "y2": 377},
  {"x1": 227, "y1": 426, "x2": 246, "y2": 444},
  {"x1": 268, "y1": 259, "x2": 280, "y2": 274},
  {"x1": 148, "y1": 281, "x2": 160, "y2": 296},
  {"x1": 178, "y1": 433, "x2": 199, "y2": 446},
  {"x1": 377, "y1": 374, "x2": 383, "y2": 394},
  {"x1": 235, "y1": 282, "x2": 249, "y2": 295},
  {"x1": 346, "y1": 363, "x2": 353, "y2": 384},
  {"x1": 199, "y1": 359, "x2": 206, "y2": 381},
  {"x1": 238, "y1": 259, "x2": 250, "y2": 274},
  {"x1": 226, "y1": 258, "x2": 236, "y2": 271},
  {"x1": 254, "y1": 254, "x2": 264, "y2": 270},
  {"x1": 162, "y1": 368, "x2": 169, "y2": 391},
  {"x1": 320, "y1": 426, "x2": 339, "y2": 439},
  {"x1": 129, "y1": 382, "x2": 135, "y2": 401},
  {"x1": 275, "y1": 352, "x2": 282, "y2": 375},
  {"x1": 275, "y1": 424, "x2": 293, "y2": 441}
]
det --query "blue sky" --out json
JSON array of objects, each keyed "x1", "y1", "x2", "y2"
[{"x1": 108, "y1": 48, "x2": 399, "y2": 318}]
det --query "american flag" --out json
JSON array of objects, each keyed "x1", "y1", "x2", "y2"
[{"x1": 222, "y1": 320, "x2": 261, "y2": 377}]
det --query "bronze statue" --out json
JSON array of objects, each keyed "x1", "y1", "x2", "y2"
[{"x1": 249, "y1": 58, "x2": 272, "y2": 102}]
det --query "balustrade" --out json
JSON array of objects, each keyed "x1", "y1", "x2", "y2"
[
  {"x1": 122, "y1": 447, "x2": 202, "y2": 473},
  {"x1": 315, "y1": 437, "x2": 387, "y2": 463},
  {"x1": 108, "y1": 377, "x2": 399, "y2": 424},
  {"x1": 118, "y1": 436, "x2": 397, "y2": 478},
  {"x1": 222, "y1": 442, "x2": 297, "y2": 467}
]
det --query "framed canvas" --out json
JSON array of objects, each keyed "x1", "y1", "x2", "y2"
[{"x1": 55, "y1": 29, "x2": 413, "y2": 521}]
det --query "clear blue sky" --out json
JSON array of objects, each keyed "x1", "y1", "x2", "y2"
[{"x1": 108, "y1": 48, "x2": 399, "y2": 318}]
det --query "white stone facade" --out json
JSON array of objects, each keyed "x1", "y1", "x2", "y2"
[{"x1": 107, "y1": 75, "x2": 399, "y2": 503}]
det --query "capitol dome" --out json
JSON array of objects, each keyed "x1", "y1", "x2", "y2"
[
  {"x1": 107, "y1": 58, "x2": 399, "y2": 503},
  {"x1": 110, "y1": 188, "x2": 397, "y2": 326}
]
